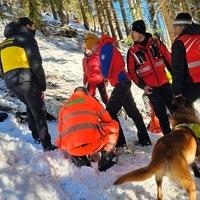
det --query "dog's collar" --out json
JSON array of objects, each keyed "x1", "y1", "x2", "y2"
[{"x1": 175, "y1": 123, "x2": 200, "y2": 138}]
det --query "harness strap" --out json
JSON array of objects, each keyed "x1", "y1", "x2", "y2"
[{"x1": 174, "y1": 123, "x2": 200, "y2": 146}]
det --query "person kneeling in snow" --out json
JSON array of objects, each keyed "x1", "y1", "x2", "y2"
[{"x1": 56, "y1": 87, "x2": 119, "y2": 172}]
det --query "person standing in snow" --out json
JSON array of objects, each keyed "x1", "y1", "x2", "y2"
[
  {"x1": 56, "y1": 86, "x2": 119, "y2": 171},
  {"x1": 127, "y1": 20, "x2": 173, "y2": 135},
  {"x1": 84, "y1": 33, "x2": 151, "y2": 147},
  {"x1": 82, "y1": 43, "x2": 109, "y2": 105},
  {"x1": 0, "y1": 18, "x2": 56, "y2": 151},
  {"x1": 172, "y1": 13, "x2": 200, "y2": 101}
]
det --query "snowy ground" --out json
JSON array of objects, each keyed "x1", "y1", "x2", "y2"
[{"x1": 0, "y1": 21, "x2": 200, "y2": 200}]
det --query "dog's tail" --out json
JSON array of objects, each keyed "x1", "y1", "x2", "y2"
[{"x1": 114, "y1": 162, "x2": 157, "y2": 185}]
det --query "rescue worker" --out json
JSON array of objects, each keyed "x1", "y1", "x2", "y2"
[
  {"x1": 56, "y1": 87, "x2": 119, "y2": 172},
  {"x1": 127, "y1": 20, "x2": 173, "y2": 135},
  {"x1": 84, "y1": 33, "x2": 151, "y2": 147},
  {"x1": 82, "y1": 45, "x2": 109, "y2": 105},
  {"x1": 172, "y1": 12, "x2": 200, "y2": 101},
  {"x1": 0, "y1": 19, "x2": 56, "y2": 151}
]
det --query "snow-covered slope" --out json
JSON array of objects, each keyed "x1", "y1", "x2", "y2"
[{"x1": 0, "y1": 22, "x2": 200, "y2": 200}]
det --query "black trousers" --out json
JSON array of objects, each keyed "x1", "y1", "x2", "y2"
[
  {"x1": 97, "y1": 82, "x2": 109, "y2": 105},
  {"x1": 182, "y1": 83, "x2": 200, "y2": 102},
  {"x1": 10, "y1": 82, "x2": 51, "y2": 148},
  {"x1": 148, "y1": 83, "x2": 173, "y2": 135},
  {"x1": 106, "y1": 80, "x2": 150, "y2": 147}
]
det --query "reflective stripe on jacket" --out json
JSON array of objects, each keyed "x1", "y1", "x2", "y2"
[
  {"x1": 56, "y1": 91, "x2": 119, "y2": 156},
  {"x1": 177, "y1": 34, "x2": 200, "y2": 83},
  {"x1": 127, "y1": 36, "x2": 171, "y2": 87}
]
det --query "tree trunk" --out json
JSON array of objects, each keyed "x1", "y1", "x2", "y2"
[
  {"x1": 49, "y1": 0, "x2": 57, "y2": 20},
  {"x1": 56, "y1": 0, "x2": 68, "y2": 27},
  {"x1": 99, "y1": 0, "x2": 110, "y2": 34},
  {"x1": 94, "y1": 0, "x2": 109, "y2": 34},
  {"x1": 157, "y1": 0, "x2": 176, "y2": 46},
  {"x1": 102, "y1": 0, "x2": 116, "y2": 38},
  {"x1": 110, "y1": 0, "x2": 123, "y2": 39},
  {"x1": 127, "y1": 0, "x2": 134, "y2": 21},
  {"x1": 79, "y1": 0, "x2": 90, "y2": 30},
  {"x1": 29, "y1": 0, "x2": 42, "y2": 29},
  {"x1": 118, "y1": 0, "x2": 130, "y2": 36},
  {"x1": 133, "y1": 0, "x2": 142, "y2": 20},
  {"x1": 84, "y1": 0, "x2": 96, "y2": 31}
]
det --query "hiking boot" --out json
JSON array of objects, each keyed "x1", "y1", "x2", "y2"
[
  {"x1": 98, "y1": 151, "x2": 118, "y2": 172},
  {"x1": 71, "y1": 156, "x2": 91, "y2": 167},
  {"x1": 134, "y1": 140, "x2": 152, "y2": 147},
  {"x1": 43, "y1": 144, "x2": 58, "y2": 152}
]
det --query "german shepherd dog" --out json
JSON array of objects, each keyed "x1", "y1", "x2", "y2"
[{"x1": 114, "y1": 96, "x2": 200, "y2": 200}]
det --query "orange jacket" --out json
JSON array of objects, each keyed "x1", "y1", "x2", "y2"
[
  {"x1": 56, "y1": 91, "x2": 119, "y2": 156},
  {"x1": 177, "y1": 34, "x2": 200, "y2": 83}
]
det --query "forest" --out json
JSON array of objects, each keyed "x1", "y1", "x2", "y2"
[{"x1": 0, "y1": 0, "x2": 200, "y2": 48}]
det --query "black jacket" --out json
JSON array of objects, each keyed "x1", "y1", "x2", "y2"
[
  {"x1": 0, "y1": 22, "x2": 46, "y2": 91},
  {"x1": 172, "y1": 23, "x2": 200, "y2": 95}
]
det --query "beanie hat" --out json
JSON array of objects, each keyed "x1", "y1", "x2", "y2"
[
  {"x1": 18, "y1": 17, "x2": 34, "y2": 26},
  {"x1": 131, "y1": 20, "x2": 146, "y2": 35},
  {"x1": 84, "y1": 33, "x2": 99, "y2": 50},
  {"x1": 173, "y1": 13, "x2": 192, "y2": 26}
]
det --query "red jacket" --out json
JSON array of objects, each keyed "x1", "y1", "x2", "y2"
[
  {"x1": 127, "y1": 34, "x2": 171, "y2": 88},
  {"x1": 177, "y1": 34, "x2": 200, "y2": 83},
  {"x1": 82, "y1": 52, "x2": 104, "y2": 85},
  {"x1": 56, "y1": 91, "x2": 119, "y2": 156},
  {"x1": 98, "y1": 35, "x2": 130, "y2": 86}
]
